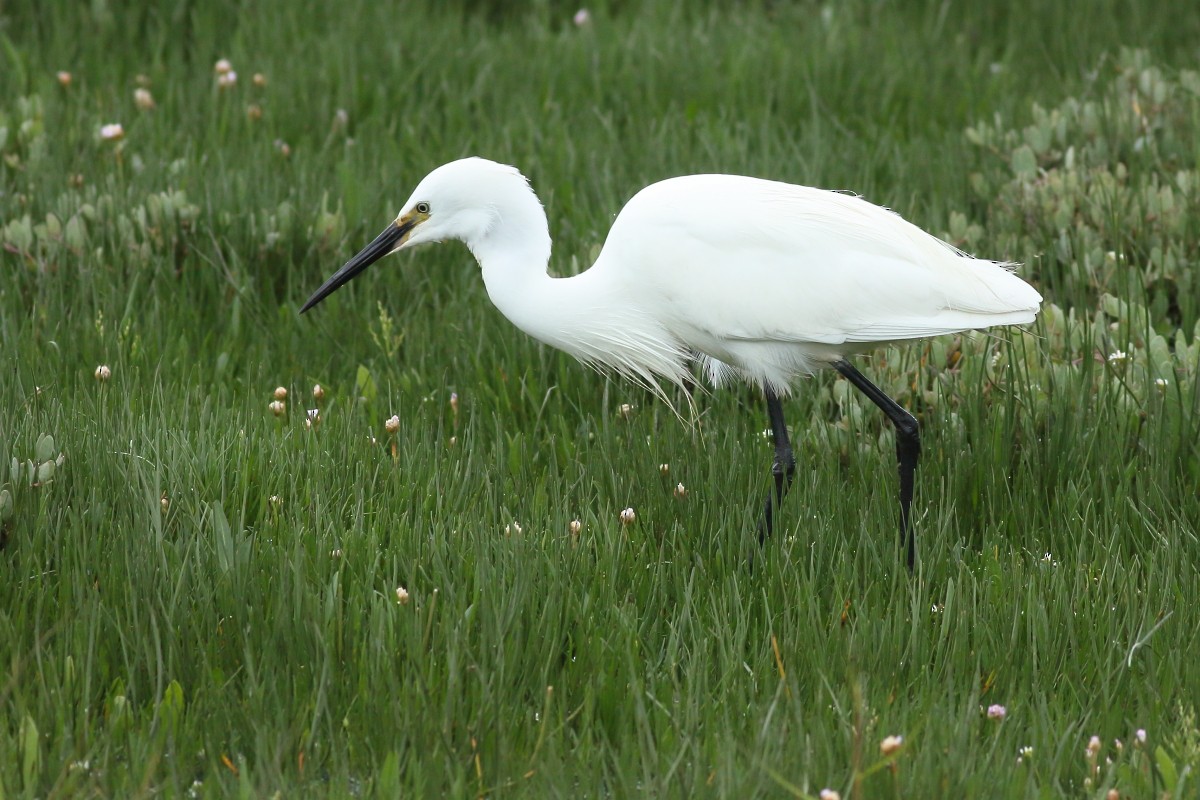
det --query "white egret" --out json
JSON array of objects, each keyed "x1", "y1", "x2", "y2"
[{"x1": 302, "y1": 157, "x2": 1042, "y2": 569}]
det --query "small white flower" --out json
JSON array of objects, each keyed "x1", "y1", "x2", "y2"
[
  {"x1": 1019, "y1": 745, "x2": 1033, "y2": 758},
  {"x1": 573, "y1": 8, "x2": 591, "y2": 26},
  {"x1": 312, "y1": 384, "x2": 325, "y2": 402},
  {"x1": 99, "y1": 123, "x2": 124, "y2": 141},
  {"x1": 658, "y1": 463, "x2": 669, "y2": 476},
  {"x1": 274, "y1": 386, "x2": 288, "y2": 401},
  {"x1": 269, "y1": 400, "x2": 285, "y2": 416},
  {"x1": 674, "y1": 482, "x2": 687, "y2": 499},
  {"x1": 505, "y1": 521, "x2": 523, "y2": 535},
  {"x1": 450, "y1": 392, "x2": 459, "y2": 414},
  {"x1": 880, "y1": 735, "x2": 903, "y2": 756},
  {"x1": 818, "y1": 791, "x2": 840, "y2": 800},
  {"x1": 619, "y1": 402, "x2": 634, "y2": 418},
  {"x1": 1086, "y1": 735, "x2": 1102, "y2": 756},
  {"x1": 269, "y1": 495, "x2": 282, "y2": 507},
  {"x1": 1154, "y1": 378, "x2": 1168, "y2": 391},
  {"x1": 987, "y1": 704, "x2": 1007, "y2": 721},
  {"x1": 94, "y1": 364, "x2": 112, "y2": 381},
  {"x1": 252, "y1": 72, "x2": 267, "y2": 87},
  {"x1": 214, "y1": 58, "x2": 233, "y2": 75},
  {"x1": 1107, "y1": 349, "x2": 1128, "y2": 363},
  {"x1": 217, "y1": 70, "x2": 238, "y2": 89},
  {"x1": 160, "y1": 493, "x2": 170, "y2": 513},
  {"x1": 395, "y1": 586, "x2": 409, "y2": 604},
  {"x1": 1135, "y1": 728, "x2": 1147, "y2": 745},
  {"x1": 569, "y1": 519, "x2": 582, "y2": 536},
  {"x1": 57, "y1": 71, "x2": 72, "y2": 87},
  {"x1": 385, "y1": 415, "x2": 400, "y2": 434},
  {"x1": 619, "y1": 507, "x2": 636, "y2": 525},
  {"x1": 330, "y1": 548, "x2": 343, "y2": 558},
  {"x1": 133, "y1": 87, "x2": 155, "y2": 110}
]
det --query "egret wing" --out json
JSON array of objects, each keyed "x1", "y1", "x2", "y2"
[{"x1": 595, "y1": 174, "x2": 1040, "y2": 351}]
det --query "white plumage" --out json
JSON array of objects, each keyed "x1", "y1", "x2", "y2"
[{"x1": 589, "y1": 173, "x2": 1040, "y2": 392}]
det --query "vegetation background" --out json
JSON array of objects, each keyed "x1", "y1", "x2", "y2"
[{"x1": 2, "y1": 0, "x2": 1199, "y2": 796}]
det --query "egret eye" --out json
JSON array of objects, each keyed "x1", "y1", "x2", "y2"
[{"x1": 416, "y1": 202, "x2": 431, "y2": 214}]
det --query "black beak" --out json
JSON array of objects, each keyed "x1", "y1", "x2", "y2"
[{"x1": 300, "y1": 218, "x2": 416, "y2": 313}]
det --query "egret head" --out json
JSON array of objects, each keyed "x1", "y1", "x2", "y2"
[{"x1": 300, "y1": 157, "x2": 542, "y2": 313}]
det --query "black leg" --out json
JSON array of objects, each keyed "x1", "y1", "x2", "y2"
[
  {"x1": 832, "y1": 359, "x2": 920, "y2": 571},
  {"x1": 758, "y1": 384, "x2": 797, "y2": 543}
]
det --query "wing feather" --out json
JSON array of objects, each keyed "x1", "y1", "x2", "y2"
[{"x1": 595, "y1": 174, "x2": 1041, "y2": 352}]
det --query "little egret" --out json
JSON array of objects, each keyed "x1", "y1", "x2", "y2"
[{"x1": 302, "y1": 157, "x2": 1041, "y2": 569}]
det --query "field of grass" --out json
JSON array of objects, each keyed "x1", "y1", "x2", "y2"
[{"x1": 3, "y1": 0, "x2": 1200, "y2": 796}]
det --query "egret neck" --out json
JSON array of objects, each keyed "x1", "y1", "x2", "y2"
[
  {"x1": 463, "y1": 183, "x2": 555, "y2": 343},
  {"x1": 466, "y1": 191, "x2": 689, "y2": 395}
]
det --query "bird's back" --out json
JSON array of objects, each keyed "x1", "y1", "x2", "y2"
[{"x1": 592, "y1": 174, "x2": 1040, "y2": 388}]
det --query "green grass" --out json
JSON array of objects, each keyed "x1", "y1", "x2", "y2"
[{"x1": 3, "y1": 1, "x2": 1200, "y2": 796}]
